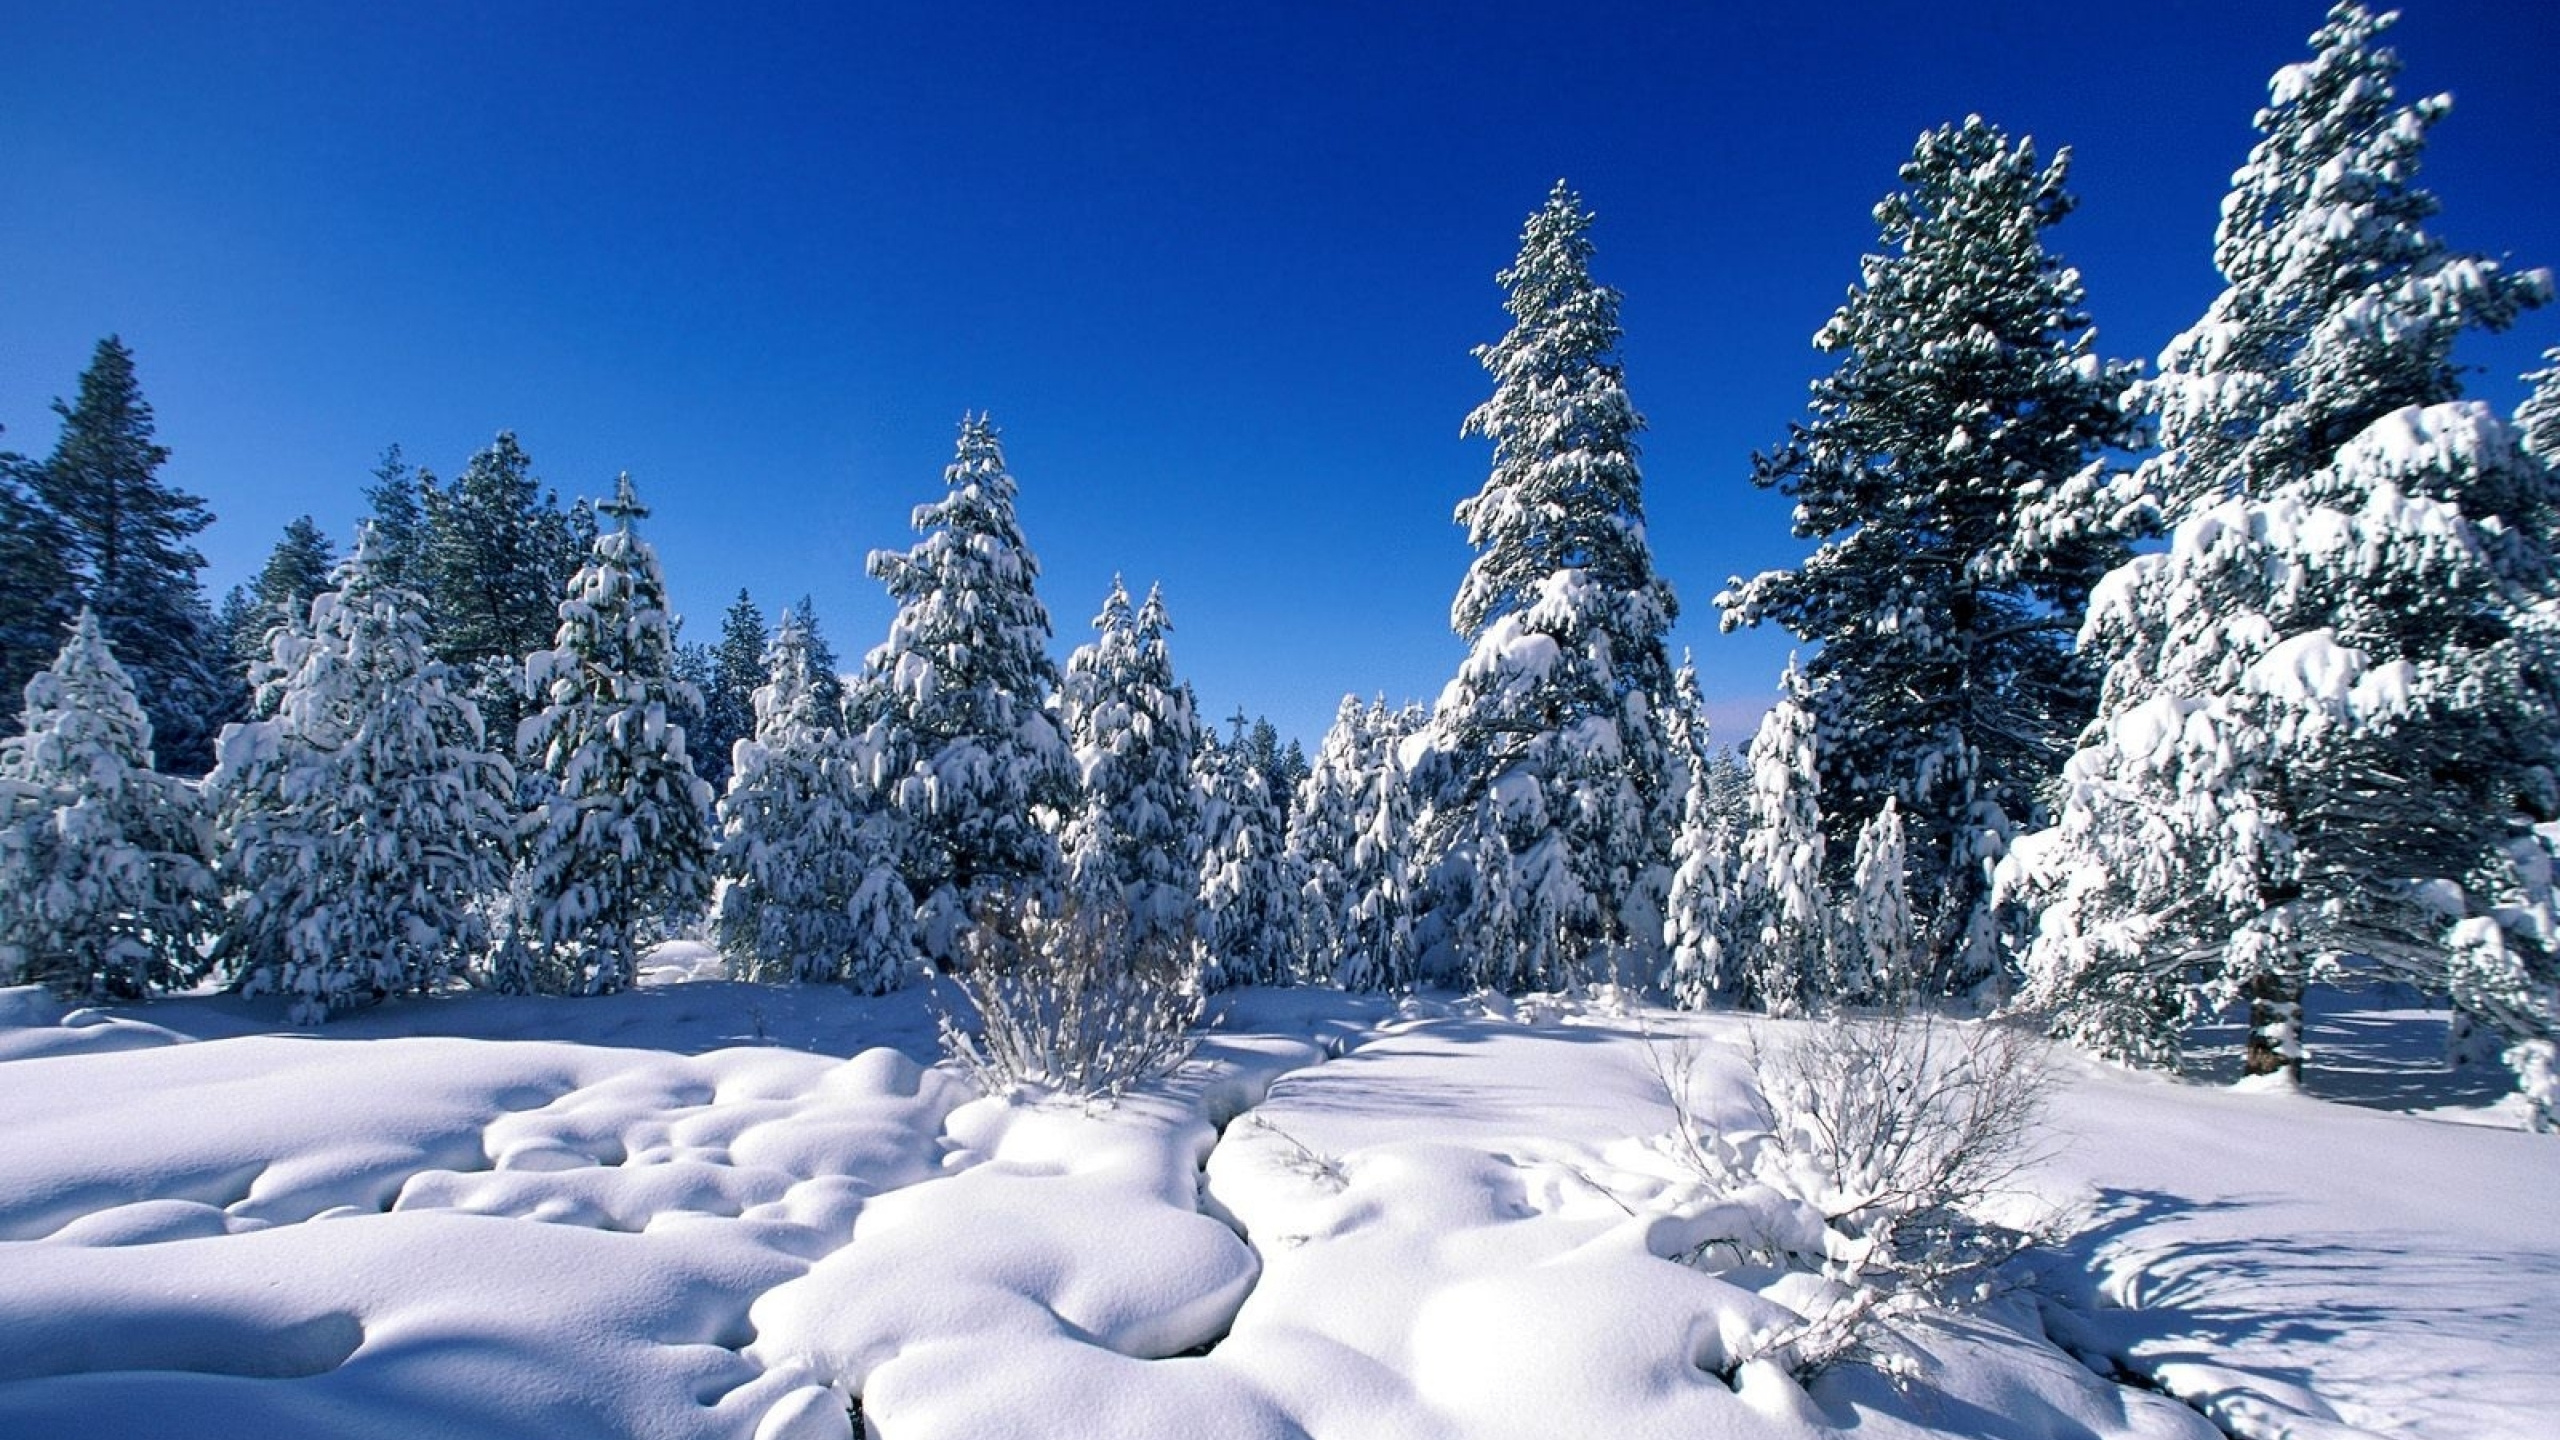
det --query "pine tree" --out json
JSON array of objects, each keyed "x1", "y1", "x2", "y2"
[
  {"x1": 1060, "y1": 578, "x2": 1203, "y2": 960},
  {"x1": 0, "y1": 437, "x2": 77, "y2": 714},
  {"x1": 2133, "y1": 3, "x2": 2550, "y2": 526},
  {"x1": 2522, "y1": 351, "x2": 2560, "y2": 469},
  {"x1": 713, "y1": 607, "x2": 914, "y2": 989},
  {"x1": 0, "y1": 610, "x2": 216, "y2": 996},
  {"x1": 793, "y1": 595, "x2": 848, "y2": 724},
  {"x1": 224, "y1": 516, "x2": 338, "y2": 695},
  {"x1": 692, "y1": 589, "x2": 767, "y2": 793},
  {"x1": 1285, "y1": 696, "x2": 1370, "y2": 981},
  {"x1": 209, "y1": 529, "x2": 515, "y2": 1022},
  {"x1": 1729, "y1": 672, "x2": 1831, "y2": 1016},
  {"x1": 1197, "y1": 712, "x2": 1298, "y2": 988},
  {"x1": 1416, "y1": 181, "x2": 1680, "y2": 989},
  {"x1": 864, "y1": 416, "x2": 1077, "y2": 964},
  {"x1": 1343, "y1": 700, "x2": 1424, "y2": 989},
  {"x1": 1842, "y1": 798, "x2": 1914, "y2": 1002},
  {"x1": 1719, "y1": 117, "x2": 2139, "y2": 995},
  {"x1": 361, "y1": 445, "x2": 429, "y2": 593},
  {"x1": 2007, "y1": 3, "x2": 2559, "y2": 1087},
  {"x1": 421, "y1": 433, "x2": 587, "y2": 744},
  {"x1": 2009, "y1": 405, "x2": 2560, "y2": 1079},
  {"x1": 513, "y1": 476, "x2": 716, "y2": 994},
  {"x1": 1661, "y1": 661, "x2": 1736, "y2": 1008},
  {"x1": 29, "y1": 339, "x2": 226, "y2": 774}
]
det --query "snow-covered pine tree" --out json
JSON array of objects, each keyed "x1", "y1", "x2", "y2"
[
  {"x1": 209, "y1": 528, "x2": 515, "y2": 1022},
  {"x1": 1285, "y1": 696, "x2": 1369, "y2": 980},
  {"x1": 1661, "y1": 660, "x2": 1737, "y2": 1009},
  {"x1": 1416, "y1": 182, "x2": 1679, "y2": 990},
  {"x1": 1059, "y1": 578, "x2": 1203, "y2": 960},
  {"x1": 1842, "y1": 797, "x2": 1914, "y2": 1003},
  {"x1": 513, "y1": 475, "x2": 715, "y2": 995},
  {"x1": 713, "y1": 606, "x2": 913, "y2": 990},
  {"x1": 420, "y1": 433, "x2": 589, "y2": 746},
  {"x1": 0, "y1": 610, "x2": 215, "y2": 997},
  {"x1": 2133, "y1": 3, "x2": 2549, "y2": 527},
  {"x1": 1719, "y1": 117, "x2": 2138, "y2": 996},
  {"x1": 792, "y1": 594, "x2": 849, "y2": 725},
  {"x1": 691, "y1": 589, "x2": 767, "y2": 794},
  {"x1": 1344, "y1": 700, "x2": 1424, "y2": 990},
  {"x1": 1729, "y1": 671, "x2": 1831, "y2": 1016},
  {"x1": 2522, "y1": 351, "x2": 2560, "y2": 469},
  {"x1": 1196, "y1": 711, "x2": 1298, "y2": 988},
  {"x1": 221, "y1": 516, "x2": 338, "y2": 716},
  {"x1": 2005, "y1": 3, "x2": 2558, "y2": 1087},
  {"x1": 27, "y1": 339, "x2": 227, "y2": 774},
  {"x1": 2008, "y1": 407, "x2": 2560, "y2": 1081},
  {"x1": 864, "y1": 416, "x2": 1077, "y2": 964}
]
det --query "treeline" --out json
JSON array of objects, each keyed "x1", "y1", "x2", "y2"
[{"x1": 3, "y1": 5, "x2": 2558, "y2": 1125}]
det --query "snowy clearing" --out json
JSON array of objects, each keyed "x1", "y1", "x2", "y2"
[{"x1": 0, "y1": 962, "x2": 2550, "y2": 1440}]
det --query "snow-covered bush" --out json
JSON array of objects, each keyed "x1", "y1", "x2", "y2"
[
  {"x1": 1656, "y1": 1011, "x2": 2053, "y2": 1378},
  {"x1": 935, "y1": 895, "x2": 1204, "y2": 1100}
]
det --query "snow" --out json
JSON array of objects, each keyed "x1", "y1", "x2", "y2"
[{"x1": 0, "y1": 972, "x2": 2551, "y2": 1439}]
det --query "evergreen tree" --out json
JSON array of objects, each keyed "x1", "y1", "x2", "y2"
[
  {"x1": 713, "y1": 607, "x2": 913, "y2": 989},
  {"x1": 1285, "y1": 696, "x2": 1370, "y2": 981},
  {"x1": 2522, "y1": 351, "x2": 2560, "y2": 469},
  {"x1": 421, "y1": 433, "x2": 587, "y2": 743},
  {"x1": 0, "y1": 610, "x2": 216, "y2": 996},
  {"x1": 1197, "y1": 712, "x2": 1298, "y2": 988},
  {"x1": 793, "y1": 595, "x2": 848, "y2": 723},
  {"x1": 29, "y1": 338, "x2": 225, "y2": 774},
  {"x1": 2008, "y1": 3, "x2": 2558, "y2": 1086},
  {"x1": 1059, "y1": 578, "x2": 1203, "y2": 959},
  {"x1": 693, "y1": 589, "x2": 767, "y2": 793},
  {"x1": 513, "y1": 476, "x2": 715, "y2": 994},
  {"x1": 224, "y1": 516, "x2": 338, "y2": 691},
  {"x1": 0, "y1": 437, "x2": 77, "y2": 713},
  {"x1": 2008, "y1": 405, "x2": 2560, "y2": 1082},
  {"x1": 2133, "y1": 3, "x2": 2549, "y2": 526},
  {"x1": 209, "y1": 529, "x2": 515, "y2": 1022},
  {"x1": 1416, "y1": 181, "x2": 1679, "y2": 989},
  {"x1": 1283, "y1": 696, "x2": 1424, "y2": 989},
  {"x1": 1661, "y1": 661, "x2": 1736, "y2": 1008},
  {"x1": 1729, "y1": 672, "x2": 1831, "y2": 1016},
  {"x1": 863, "y1": 416, "x2": 1076, "y2": 964},
  {"x1": 1719, "y1": 117, "x2": 2139, "y2": 994},
  {"x1": 361, "y1": 445, "x2": 429, "y2": 593},
  {"x1": 1344, "y1": 700, "x2": 1424, "y2": 989},
  {"x1": 1842, "y1": 798, "x2": 1914, "y2": 1002}
]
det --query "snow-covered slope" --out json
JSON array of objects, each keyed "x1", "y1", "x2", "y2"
[{"x1": 0, "y1": 969, "x2": 2548, "y2": 1439}]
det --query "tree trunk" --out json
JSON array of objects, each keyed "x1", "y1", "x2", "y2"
[{"x1": 2243, "y1": 972, "x2": 2304, "y2": 1083}]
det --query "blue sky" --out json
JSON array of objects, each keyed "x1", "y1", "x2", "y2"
[{"x1": 5, "y1": 1, "x2": 2555, "y2": 747}]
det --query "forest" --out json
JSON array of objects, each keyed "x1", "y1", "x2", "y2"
[{"x1": 5, "y1": 4, "x2": 2556, "y2": 1121}]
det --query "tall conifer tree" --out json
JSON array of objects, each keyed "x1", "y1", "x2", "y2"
[
  {"x1": 1417, "y1": 181, "x2": 1678, "y2": 988},
  {"x1": 863, "y1": 416, "x2": 1076, "y2": 963},
  {"x1": 513, "y1": 477, "x2": 715, "y2": 994},
  {"x1": 29, "y1": 339, "x2": 225, "y2": 773},
  {"x1": 2006, "y1": 3, "x2": 2559, "y2": 1094},
  {"x1": 1721, "y1": 118, "x2": 2138, "y2": 994}
]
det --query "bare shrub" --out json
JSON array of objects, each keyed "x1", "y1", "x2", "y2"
[
  {"x1": 935, "y1": 895, "x2": 1204, "y2": 1100},
  {"x1": 1651, "y1": 1010, "x2": 2057, "y2": 1379}
]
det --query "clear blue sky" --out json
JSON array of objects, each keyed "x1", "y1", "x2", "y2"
[{"x1": 5, "y1": 1, "x2": 2555, "y2": 747}]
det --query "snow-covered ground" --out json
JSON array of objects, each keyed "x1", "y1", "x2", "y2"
[{"x1": 0, "y1": 958, "x2": 2549, "y2": 1440}]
